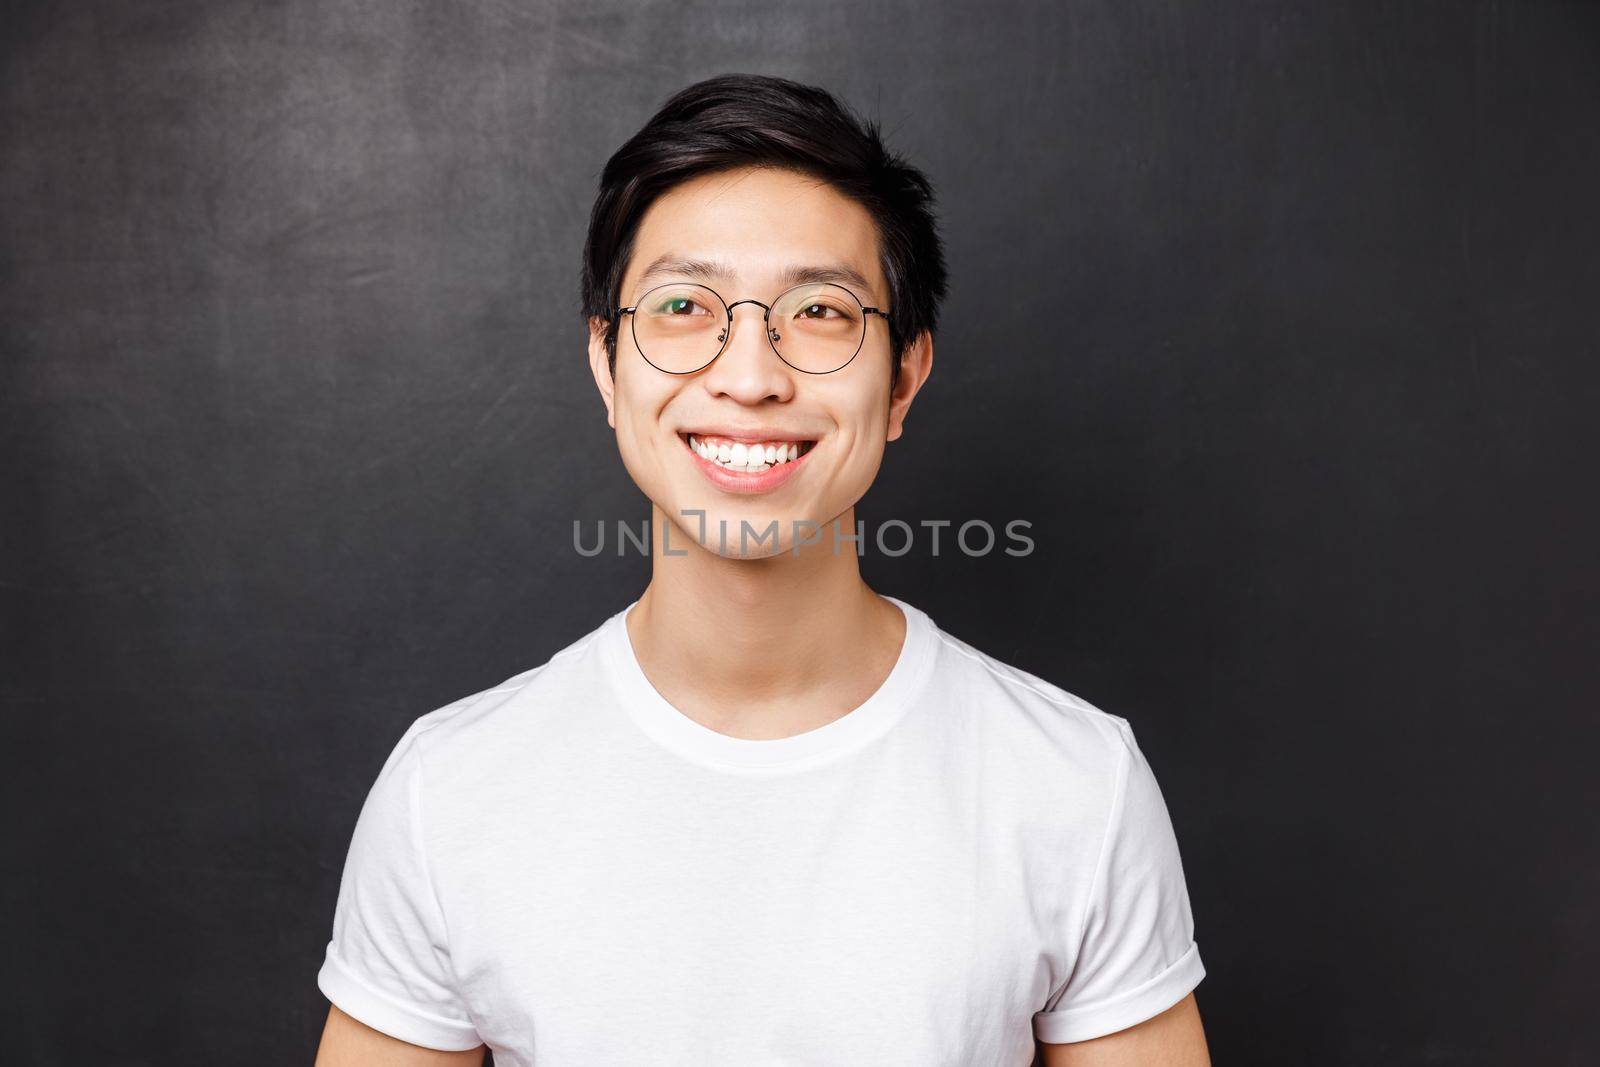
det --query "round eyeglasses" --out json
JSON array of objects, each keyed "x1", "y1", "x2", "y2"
[{"x1": 613, "y1": 282, "x2": 890, "y2": 375}]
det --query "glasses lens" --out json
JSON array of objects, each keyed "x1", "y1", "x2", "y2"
[
  {"x1": 768, "y1": 283, "x2": 867, "y2": 373},
  {"x1": 631, "y1": 283, "x2": 727, "y2": 373}
]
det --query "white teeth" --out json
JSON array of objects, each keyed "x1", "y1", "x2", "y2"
[{"x1": 687, "y1": 434, "x2": 809, "y2": 472}]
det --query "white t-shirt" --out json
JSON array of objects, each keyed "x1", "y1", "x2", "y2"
[{"x1": 317, "y1": 596, "x2": 1204, "y2": 1065}]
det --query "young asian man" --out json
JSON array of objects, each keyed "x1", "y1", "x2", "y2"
[{"x1": 314, "y1": 73, "x2": 1209, "y2": 1067}]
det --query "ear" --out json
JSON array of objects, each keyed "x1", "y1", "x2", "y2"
[
  {"x1": 587, "y1": 315, "x2": 617, "y2": 430},
  {"x1": 885, "y1": 330, "x2": 933, "y2": 443}
]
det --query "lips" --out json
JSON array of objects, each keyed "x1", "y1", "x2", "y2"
[
  {"x1": 683, "y1": 433, "x2": 816, "y2": 472},
  {"x1": 677, "y1": 432, "x2": 815, "y2": 494}
]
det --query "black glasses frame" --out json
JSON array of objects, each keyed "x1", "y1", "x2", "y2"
[{"x1": 612, "y1": 281, "x2": 890, "y2": 376}]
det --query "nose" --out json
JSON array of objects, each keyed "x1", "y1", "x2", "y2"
[{"x1": 699, "y1": 301, "x2": 796, "y2": 404}]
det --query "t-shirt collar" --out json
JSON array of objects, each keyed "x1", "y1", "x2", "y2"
[{"x1": 600, "y1": 594, "x2": 936, "y2": 773}]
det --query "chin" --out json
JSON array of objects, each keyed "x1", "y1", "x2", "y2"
[{"x1": 660, "y1": 499, "x2": 802, "y2": 558}]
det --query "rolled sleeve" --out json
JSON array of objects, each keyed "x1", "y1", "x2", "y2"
[
  {"x1": 1033, "y1": 719, "x2": 1205, "y2": 1044},
  {"x1": 318, "y1": 720, "x2": 483, "y2": 1051}
]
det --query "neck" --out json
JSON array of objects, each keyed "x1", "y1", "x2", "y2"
[{"x1": 625, "y1": 502, "x2": 903, "y2": 737}]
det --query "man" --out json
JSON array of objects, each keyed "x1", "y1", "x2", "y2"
[{"x1": 314, "y1": 74, "x2": 1209, "y2": 1066}]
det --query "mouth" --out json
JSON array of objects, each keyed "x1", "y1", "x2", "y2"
[
  {"x1": 679, "y1": 432, "x2": 818, "y2": 473},
  {"x1": 677, "y1": 431, "x2": 818, "y2": 495}
]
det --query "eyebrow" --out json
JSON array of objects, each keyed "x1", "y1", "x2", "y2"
[{"x1": 633, "y1": 255, "x2": 878, "y2": 302}]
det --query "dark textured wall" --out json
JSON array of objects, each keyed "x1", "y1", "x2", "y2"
[{"x1": 4, "y1": 2, "x2": 1596, "y2": 1063}]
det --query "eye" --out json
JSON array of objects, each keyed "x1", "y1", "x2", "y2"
[
  {"x1": 657, "y1": 296, "x2": 710, "y2": 316},
  {"x1": 797, "y1": 302, "x2": 843, "y2": 319}
]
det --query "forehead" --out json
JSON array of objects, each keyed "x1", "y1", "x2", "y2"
[{"x1": 621, "y1": 167, "x2": 887, "y2": 302}]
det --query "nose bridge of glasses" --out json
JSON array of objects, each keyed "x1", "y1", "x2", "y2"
[
  {"x1": 723, "y1": 297, "x2": 771, "y2": 321},
  {"x1": 717, "y1": 297, "x2": 778, "y2": 353}
]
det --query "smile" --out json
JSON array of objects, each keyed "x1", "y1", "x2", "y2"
[
  {"x1": 678, "y1": 432, "x2": 818, "y2": 494},
  {"x1": 685, "y1": 433, "x2": 816, "y2": 472}
]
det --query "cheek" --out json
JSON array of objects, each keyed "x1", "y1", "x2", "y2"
[
  {"x1": 841, "y1": 439, "x2": 888, "y2": 493},
  {"x1": 825, "y1": 408, "x2": 890, "y2": 494},
  {"x1": 836, "y1": 392, "x2": 890, "y2": 452},
  {"x1": 618, "y1": 413, "x2": 661, "y2": 475},
  {"x1": 611, "y1": 383, "x2": 679, "y2": 480}
]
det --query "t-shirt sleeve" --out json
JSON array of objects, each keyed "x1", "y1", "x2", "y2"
[
  {"x1": 316, "y1": 721, "x2": 484, "y2": 1051},
  {"x1": 1032, "y1": 718, "x2": 1205, "y2": 1045}
]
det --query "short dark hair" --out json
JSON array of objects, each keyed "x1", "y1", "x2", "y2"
[{"x1": 580, "y1": 73, "x2": 948, "y2": 393}]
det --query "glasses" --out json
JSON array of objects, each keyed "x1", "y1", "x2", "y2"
[{"x1": 613, "y1": 282, "x2": 889, "y2": 375}]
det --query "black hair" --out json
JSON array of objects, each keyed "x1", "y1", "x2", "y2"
[{"x1": 579, "y1": 73, "x2": 948, "y2": 393}]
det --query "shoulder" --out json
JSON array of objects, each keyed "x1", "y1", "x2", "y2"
[
  {"x1": 918, "y1": 609, "x2": 1142, "y2": 783},
  {"x1": 391, "y1": 610, "x2": 617, "y2": 776}
]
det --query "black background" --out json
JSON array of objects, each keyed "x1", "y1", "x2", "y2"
[{"x1": 4, "y1": 2, "x2": 1597, "y2": 1064}]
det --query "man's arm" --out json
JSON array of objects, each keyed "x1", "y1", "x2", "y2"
[
  {"x1": 313, "y1": 1004, "x2": 487, "y2": 1066},
  {"x1": 1037, "y1": 992, "x2": 1211, "y2": 1067}
]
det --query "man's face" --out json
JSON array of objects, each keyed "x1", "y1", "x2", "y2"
[{"x1": 589, "y1": 166, "x2": 924, "y2": 559}]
